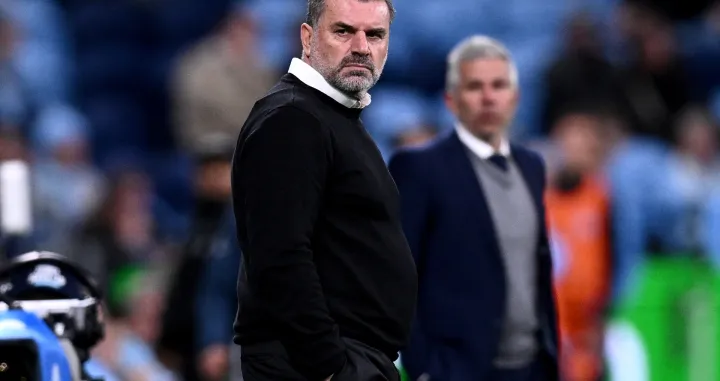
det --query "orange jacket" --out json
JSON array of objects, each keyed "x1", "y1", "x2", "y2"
[{"x1": 546, "y1": 174, "x2": 612, "y2": 381}]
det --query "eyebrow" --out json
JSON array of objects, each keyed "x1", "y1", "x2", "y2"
[
  {"x1": 332, "y1": 22, "x2": 387, "y2": 36},
  {"x1": 465, "y1": 77, "x2": 510, "y2": 86}
]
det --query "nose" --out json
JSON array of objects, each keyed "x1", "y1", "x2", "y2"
[
  {"x1": 481, "y1": 87, "x2": 498, "y2": 105},
  {"x1": 350, "y1": 32, "x2": 370, "y2": 55}
]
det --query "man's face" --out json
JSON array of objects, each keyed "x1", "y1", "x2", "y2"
[
  {"x1": 553, "y1": 113, "x2": 604, "y2": 173},
  {"x1": 301, "y1": 0, "x2": 390, "y2": 97},
  {"x1": 445, "y1": 58, "x2": 518, "y2": 142}
]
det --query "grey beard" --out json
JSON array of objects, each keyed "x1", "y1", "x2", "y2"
[
  {"x1": 327, "y1": 71, "x2": 375, "y2": 99},
  {"x1": 308, "y1": 43, "x2": 383, "y2": 97}
]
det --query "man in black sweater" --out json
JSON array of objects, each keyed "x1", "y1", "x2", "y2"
[{"x1": 230, "y1": 1, "x2": 417, "y2": 381}]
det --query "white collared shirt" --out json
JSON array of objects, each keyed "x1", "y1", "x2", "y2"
[
  {"x1": 455, "y1": 123, "x2": 510, "y2": 159},
  {"x1": 287, "y1": 58, "x2": 371, "y2": 109}
]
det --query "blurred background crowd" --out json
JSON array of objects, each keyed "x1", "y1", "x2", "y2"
[{"x1": 1, "y1": 0, "x2": 720, "y2": 380}]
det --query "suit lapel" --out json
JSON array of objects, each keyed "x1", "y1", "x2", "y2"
[
  {"x1": 511, "y1": 145, "x2": 543, "y2": 220},
  {"x1": 511, "y1": 145, "x2": 548, "y2": 249},
  {"x1": 442, "y1": 132, "x2": 501, "y2": 254},
  {"x1": 441, "y1": 134, "x2": 546, "y2": 257}
]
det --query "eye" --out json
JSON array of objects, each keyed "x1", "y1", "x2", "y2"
[
  {"x1": 493, "y1": 80, "x2": 510, "y2": 89},
  {"x1": 465, "y1": 81, "x2": 482, "y2": 90},
  {"x1": 335, "y1": 29, "x2": 349, "y2": 35}
]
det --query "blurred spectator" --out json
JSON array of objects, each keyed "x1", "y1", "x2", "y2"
[
  {"x1": 541, "y1": 12, "x2": 629, "y2": 135},
  {"x1": 604, "y1": 132, "x2": 667, "y2": 301},
  {"x1": 171, "y1": 3, "x2": 275, "y2": 155},
  {"x1": 93, "y1": 265, "x2": 177, "y2": 381},
  {"x1": 31, "y1": 103, "x2": 105, "y2": 250},
  {"x1": 0, "y1": 10, "x2": 33, "y2": 130},
  {"x1": 545, "y1": 110, "x2": 613, "y2": 381},
  {"x1": 619, "y1": 6, "x2": 691, "y2": 141},
  {"x1": 65, "y1": 169, "x2": 167, "y2": 291},
  {"x1": 1, "y1": 0, "x2": 73, "y2": 106},
  {"x1": 158, "y1": 6, "x2": 268, "y2": 377},
  {"x1": 85, "y1": 358, "x2": 122, "y2": 381},
  {"x1": 158, "y1": 139, "x2": 234, "y2": 381},
  {"x1": 195, "y1": 208, "x2": 242, "y2": 381},
  {"x1": 657, "y1": 106, "x2": 720, "y2": 253},
  {"x1": 623, "y1": 0, "x2": 716, "y2": 21},
  {"x1": 703, "y1": 188, "x2": 720, "y2": 268},
  {"x1": 604, "y1": 106, "x2": 720, "y2": 301}
]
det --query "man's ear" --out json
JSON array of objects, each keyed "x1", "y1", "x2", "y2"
[
  {"x1": 300, "y1": 23, "x2": 313, "y2": 59},
  {"x1": 444, "y1": 90, "x2": 458, "y2": 116}
]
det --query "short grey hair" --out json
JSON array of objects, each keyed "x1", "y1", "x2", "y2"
[
  {"x1": 306, "y1": 0, "x2": 396, "y2": 27},
  {"x1": 445, "y1": 35, "x2": 519, "y2": 92}
]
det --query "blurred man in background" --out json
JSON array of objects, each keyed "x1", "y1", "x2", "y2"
[
  {"x1": 618, "y1": 5, "x2": 690, "y2": 142},
  {"x1": 158, "y1": 136, "x2": 234, "y2": 381},
  {"x1": 195, "y1": 210, "x2": 243, "y2": 380},
  {"x1": 390, "y1": 35, "x2": 558, "y2": 381},
  {"x1": 541, "y1": 13, "x2": 629, "y2": 135},
  {"x1": 662, "y1": 106, "x2": 720, "y2": 253},
  {"x1": 171, "y1": 2, "x2": 276, "y2": 155},
  {"x1": 31, "y1": 104, "x2": 105, "y2": 251},
  {"x1": 159, "y1": 4, "x2": 266, "y2": 378}
]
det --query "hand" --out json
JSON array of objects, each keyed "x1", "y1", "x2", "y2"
[{"x1": 199, "y1": 344, "x2": 230, "y2": 381}]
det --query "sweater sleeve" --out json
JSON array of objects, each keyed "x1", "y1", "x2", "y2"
[{"x1": 232, "y1": 106, "x2": 346, "y2": 380}]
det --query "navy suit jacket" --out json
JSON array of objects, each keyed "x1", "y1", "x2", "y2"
[{"x1": 388, "y1": 131, "x2": 559, "y2": 381}]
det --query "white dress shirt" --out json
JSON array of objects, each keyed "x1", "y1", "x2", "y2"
[
  {"x1": 288, "y1": 58, "x2": 371, "y2": 109},
  {"x1": 455, "y1": 123, "x2": 510, "y2": 159}
]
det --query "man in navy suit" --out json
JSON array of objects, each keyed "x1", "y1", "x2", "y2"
[{"x1": 389, "y1": 35, "x2": 559, "y2": 381}]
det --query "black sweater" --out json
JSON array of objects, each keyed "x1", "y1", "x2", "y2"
[{"x1": 231, "y1": 74, "x2": 418, "y2": 380}]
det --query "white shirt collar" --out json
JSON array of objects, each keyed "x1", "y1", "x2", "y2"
[
  {"x1": 288, "y1": 58, "x2": 371, "y2": 109},
  {"x1": 455, "y1": 123, "x2": 510, "y2": 159}
]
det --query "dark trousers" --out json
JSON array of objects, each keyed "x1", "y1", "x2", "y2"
[{"x1": 241, "y1": 338, "x2": 399, "y2": 381}]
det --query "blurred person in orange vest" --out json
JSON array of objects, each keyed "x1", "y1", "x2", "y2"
[{"x1": 545, "y1": 108, "x2": 613, "y2": 381}]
